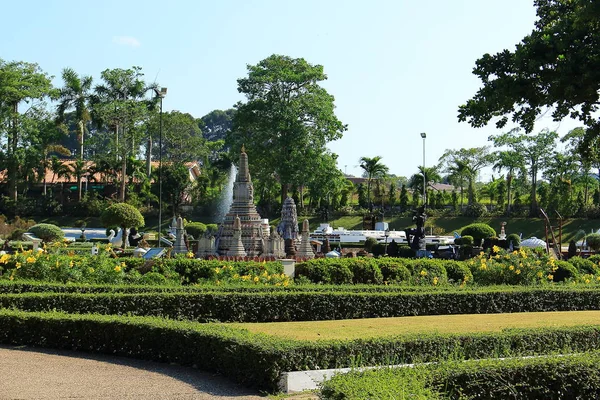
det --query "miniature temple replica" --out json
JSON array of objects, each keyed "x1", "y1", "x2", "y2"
[
  {"x1": 278, "y1": 196, "x2": 299, "y2": 256},
  {"x1": 296, "y1": 219, "x2": 315, "y2": 259},
  {"x1": 172, "y1": 216, "x2": 188, "y2": 255},
  {"x1": 215, "y1": 147, "x2": 268, "y2": 257}
]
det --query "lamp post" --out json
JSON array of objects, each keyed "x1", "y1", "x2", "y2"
[
  {"x1": 153, "y1": 87, "x2": 167, "y2": 247},
  {"x1": 384, "y1": 228, "x2": 390, "y2": 256},
  {"x1": 420, "y1": 132, "x2": 427, "y2": 207}
]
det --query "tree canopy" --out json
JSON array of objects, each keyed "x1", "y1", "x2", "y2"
[{"x1": 459, "y1": 0, "x2": 600, "y2": 144}]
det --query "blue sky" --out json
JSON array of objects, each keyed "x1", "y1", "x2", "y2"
[{"x1": 1, "y1": 0, "x2": 580, "y2": 180}]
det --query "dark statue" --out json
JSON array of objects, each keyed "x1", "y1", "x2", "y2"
[{"x1": 404, "y1": 206, "x2": 427, "y2": 251}]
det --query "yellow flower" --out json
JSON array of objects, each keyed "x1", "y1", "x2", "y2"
[
  {"x1": 9, "y1": 274, "x2": 14, "y2": 281},
  {"x1": 0, "y1": 254, "x2": 9, "y2": 264},
  {"x1": 509, "y1": 265, "x2": 514, "y2": 271},
  {"x1": 515, "y1": 269, "x2": 521, "y2": 275},
  {"x1": 214, "y1": 267, "x2": 221, "y2": 274},
  {"x1": 233, "y1": 273, "x2": 239, "y2": 279},
  {"x1": 69, "y1": 260, "x2": 74, "y2": 268},
  {"x1": 275, "y1": 282, "x2": 281, "y2": 286},
  {"x1": 433, "y1": 277, "x2": 439, "y2": 285},
  {"x1": 186, "y1": 251, "x2": 194, "y2": 258},
  {"x1": 253, "y1": 276, "x2": 259, "y2": 283},
  {"x1": 283, "y1": 280, "x2": 289, "y2": 287},
  {"x1": 88, "y1": 267, "x2": 95, "y2": 273},
  {"x1": 262, "y1": 270, "x2": 268, "y2": 277},
  {"x1": 492, "y1": 245, "x2": 501, "y2": 253},
  {"x1": 596, "y1": 276, "x2": 600, "y2": 281},
  {"x1": 480, "y1": 264, "x2": 487, "y2": 270},
  {"x1": 15, "y1": 262, "x2": 21, "y2": 269},
  {"x1": 537, "y1": 271, "x2": 543, "y2": 278},
  {"x1": 420, "y1": 270, "x2": 428, "y2": 277},
  {"x1": 547, "y1": 274, "x2": 554, "y2": 280},
  {"x1": 281, "y1": 273, "x2": 286, "y2": 279},
  {"x1": 216, "y1": 280, "x2": 221, "y2": 285},
  {"x1": 114, "y1": 265, "x2": 122, "y2": 272},
  {"x1": 586, "y1": 279, "x2": 591, "y2": 284}
]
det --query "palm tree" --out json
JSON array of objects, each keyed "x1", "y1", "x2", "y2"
[
  {"x1": 408, "y1": 166, "x2": 442, "y2": 205},
  {"x1": 358, "y1": 156, "x2": 389, "y2": 211},
  {"x1": 56, "y1": 68, "x2": 93, "y2": 201},
  {"x1": 439, "y1": 147, "x2": 492, "y2": 205},
  {"x1": 492, "y1": 150, "x2": 524, "y2": 214}
]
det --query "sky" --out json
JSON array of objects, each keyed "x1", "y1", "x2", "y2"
[{"x1": 1, "y1": 0, "x2": 581, "y2": 180}]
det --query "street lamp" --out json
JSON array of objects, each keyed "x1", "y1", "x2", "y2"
[
  {"x1": 384, "y1": 228, "x2": 390, "y2": 256},
  {"x1": 153, "y1": 87, "x2": 167, "y2": 247},
  {"x1": 420, "y1": 132, "x2": 427, "y2": 207}
]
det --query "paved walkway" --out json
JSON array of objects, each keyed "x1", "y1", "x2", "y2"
[{"x1": 0, "y1": 345, "x2": 268, "y2": 399}]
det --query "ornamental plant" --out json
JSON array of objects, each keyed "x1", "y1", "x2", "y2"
[
  {"x1": 101, "y1": 203, "x2": 144, "y2": 232},
  {"x1": 28, "y1": 223, "x2": 65, "y2": 243},
  {"x1": 461, "y1": 223, "x2": 496, "y2": 246}
]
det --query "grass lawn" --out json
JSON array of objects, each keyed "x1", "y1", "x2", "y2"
[{"x1": 229, "y1": 311, "x2": 600, "y2": 340}]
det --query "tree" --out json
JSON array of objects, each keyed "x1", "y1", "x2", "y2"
[
  {"x1": 459, "y1": 1, "x2": 600, "y2": 145},
  {"x1": 358, "y1": 156, "x2": 389, "y2": 211},
  {"x1": 149, "y1": 111, "x2": 205, "y2": 164},
  {"x1": 490, "y1": 129, "x2": 557, "y2": 215},
  {"x1": 91, "y1": 67, "x2": 156, "y2": 202},
  {"x1": 230, "y1": 55, "x2": 346, "y2": 204},
  {"x1": 155, "y1": 164, "x2": 192, "y2": 215},
  {"x1": 490, "y1": 149, "x2": 525, "y2": 214},
  {"x1": 399, "y1": 184, "x2": 409, "y2": 211},
  {"x1": 408, "y1": 166, "x2": 442, "y2": 206},
  {"x1": 101, "y1": 203, "x2": 145, "y2": 247},
  {"x1": 56, "y1": 68, "x2": 93, "y2": 200},
  {"x1": 0, "y1": 59, "x2": 54, "y2": 201},
  {"x1": 561, "y1": 127, "x2": 597, "y2": 204},
  {"x1": 201, "y1": 109, "x2": 235, "y2": 142},
  {"x1": 439, "y1": 147, "x2": 492, "y2": 205}
]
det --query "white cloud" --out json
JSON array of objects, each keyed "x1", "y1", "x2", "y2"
[{"x1": 112, "y1": 36, "x2": 141, "y2": 47}]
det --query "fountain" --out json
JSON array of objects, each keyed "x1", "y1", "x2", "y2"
[{"x1": 214, "y1": 163, "x2": 237, "y2": 224}]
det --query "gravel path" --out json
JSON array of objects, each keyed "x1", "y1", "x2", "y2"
[{"x1": 0, "y1": 345, "x2": 268, "y2": 399}]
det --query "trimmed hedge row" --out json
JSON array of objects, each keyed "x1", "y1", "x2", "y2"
[
  {"x1": 4, "y1": 288, "x2": 600, "y2": 322},
  {"x1": 4, "y1": 310, "x2": 600, "y2": 392},
  {"x1": 321, "y1": 352, "x2": 600, "y2": 399},
  {"x1": 295, "y1": 258, "x2": 473, "y2": 285}
]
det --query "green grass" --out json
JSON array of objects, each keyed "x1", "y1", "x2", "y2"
[{"x1": 229, "y1": 310, "x2": 600, "y2": 340}]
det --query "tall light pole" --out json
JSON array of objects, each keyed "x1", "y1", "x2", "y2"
[
  {"x1": 153, "y1": 87, "x2": 167, "y2": 247},
  {"x1": 420, "y1": 132, "x2": 427, "y2": 207}
]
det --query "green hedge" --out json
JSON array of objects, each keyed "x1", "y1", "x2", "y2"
[
  {"x1": 321, "y1": 352, "x2": 600, "y2": 399},
  {"x1": 5, "y1": 287, "x2": 600, "y2": 322},
  {"x1": 4, "y1": 310, "x2": 600, "y2": 393}
]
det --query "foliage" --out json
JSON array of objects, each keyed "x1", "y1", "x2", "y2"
[
  {"x1": 462, "y1": 203, "x2": 487, "y2": 218},
  {"x1": 184, "y1": 222, "x2": 207, "y2": 239},
  {"x1": 230, "y1": 54, "x2": 346, "y2": 203},
  {"x1": 461, "y1": 223, "x2": 496, "y2": 245},
  {"x1": 101, "y1": 203, "x2": 144, "y2": 228},
  {"x1": 507, "y1": 233, "x2": 521, "y2": 247},
  {"x1": 377, "y1": 258, "x2": 411, "y2": 283},
  {"x1": 364, "y1": 237, "x2": 378, "y2": 252},
  {"x1": 28, "y1": 223, "x2": 65, "y2": 242},
  {"x1": 586, "y1": 233, "x2": 600, "y2": 251}
]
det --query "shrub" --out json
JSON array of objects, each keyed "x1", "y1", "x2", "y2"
[
  {"x1": 346, "y1": 259, "x2": 383, "y2": 284},
  {"x1": 552, "y1": 260, "x2": 579, "y2": 282},
  {"x1": 101, "y1": 203, "x2": 144, "y2": 229},
  {"x1": 461, "y1": 223, "x2": 496, "y2": 246},
  {"x1": 364, "y1": 237, "x2": 378, "y2": 252},
  {"x1": 28, "y1": 224, "x2": 65, "y2": 242},
  {"x1": 568, "y1": 257, "x2": 598, "y2": 275},
  {"x1": 404, "y1": 259, "x2": 448, "y2": 285},
  {"x1": 586, "y1": 233, "x2": 600, "y2": 251},
  {"x1": 185, "y1": 222, "x2": 207, "y2": 239},
  {"x1": 507, "y1": 233, "x2": 521, "y2": 248},
  {"x1": 462, "y1": 203, "x2": 487, "y2": 218},
  {"x1": 295, "y1": 259, "x2": 353, "y2": 284},
  {"x1": 444, "y1": 261, "x2": 473, "y2": 284},
  {"x1": 378, "y1": 258, "x2": 411, "y2": 283},
  {"x1": 458, "y1": 235, "x2": 474, "y2": 246},
  {"x1": 205, "y1": 224, "x2": 219, "y2": 234},
  {"x1": 8, "y1": 228, "x2": 26, "y2": 241}
]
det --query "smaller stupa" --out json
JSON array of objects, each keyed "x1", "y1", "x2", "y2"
[
  {"x1": 296, "y1": 219, "x2": 315, "y2": 259},
  {"x1": 172, "y1": 216, "x2": 188, "y2": 255},
  {"x1": 227, "y1": 216, "x2": 247, "y2": 257}
]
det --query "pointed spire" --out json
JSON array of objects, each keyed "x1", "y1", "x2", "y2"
[{"x1": 238, "y1": 147, "x2": 249, "y2": 182}]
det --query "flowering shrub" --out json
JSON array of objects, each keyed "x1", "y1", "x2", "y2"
[{"x1": 467, "y1": 247, "x2": 563, "y2": 285}]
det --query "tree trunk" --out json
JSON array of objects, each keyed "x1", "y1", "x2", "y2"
[
  {"x1": 530, "y1": 165, "x2": 538, "y2": 216},
  {"x1": 506, "y1": 174, "x2": 513, "y2": 215},
  {"x1": 78, "y1": 121, "x2": 84, "y2": 201},
  {"x1": 280, "y1": 183, "x2": 289, "y2": 206},
  {"x1": 146, "y1": 136, "x2": 152, "y2": 178},
  {"x1": 120, "y1": 158, "x2": 127, "y2": 202},
  {"x1": 9, "y1": 102, "x2": 19, "y2": 203}
]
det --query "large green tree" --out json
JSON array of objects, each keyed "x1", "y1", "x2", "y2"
[
  {"x1": 0, "y1": 59, "x2": 54, "y2": 202},
  {"x1": 491, "y1": 149, "x2": 525, "y2": 214},
  {"x1": 459, "y1": 0, "x2": 600, "y2": 147},
  {"x1": 230, "y1": 55, "x2": 346, "y2": 204}
]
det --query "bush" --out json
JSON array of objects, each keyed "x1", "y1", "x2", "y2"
[
  {"x1": 101, "y1": 203, "x2": 144, "y2": 229},
  {"x1": 28, "y1": 224, "x2": 65, "y2": 243},
  {"x1": 295, "y1": 259, "x2": 353, "y2": 284},
  {"x1": 586, "y1": 233, "x2": 600, "y2": 251},
  {"x1": 404, "y1": 259, "x2": 448, "y2": 285},
  {"x1": 552, "y1": 260, "x2": 579, "y2": 282},
  {"x1": 462, "y1": 203, "x2": 487, "y2": 218},
  {"x1": 568, "y1": 257, "x2": 599, "y2": 275},
  {"x1": 378, "y1": 258, "x2": 411, "y2": 283},
  {"x1": 461, "y1": 223, "x2": 496, "y2": 246},
  {"x1": 444, "y1": 261, "x2": 473, "y2": 284},
  {"x1": 185, "y1": 222, "x2": 207, "y2": 238},
  {"x1": 364, "y1": 237, "x2": 378, "y2": 252},
  {"x1": 346, "y1": 259, "x2": 383, "y2": 284},
  {"x1": 507, "y1": 233, "x2": 521, "y2": 248},
  {"x1": 8, "y1": 228, "x2": 26, "y2": 241},
  {"x1": 456, "y1": 235, "x2": 474, "y2": 246}
]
